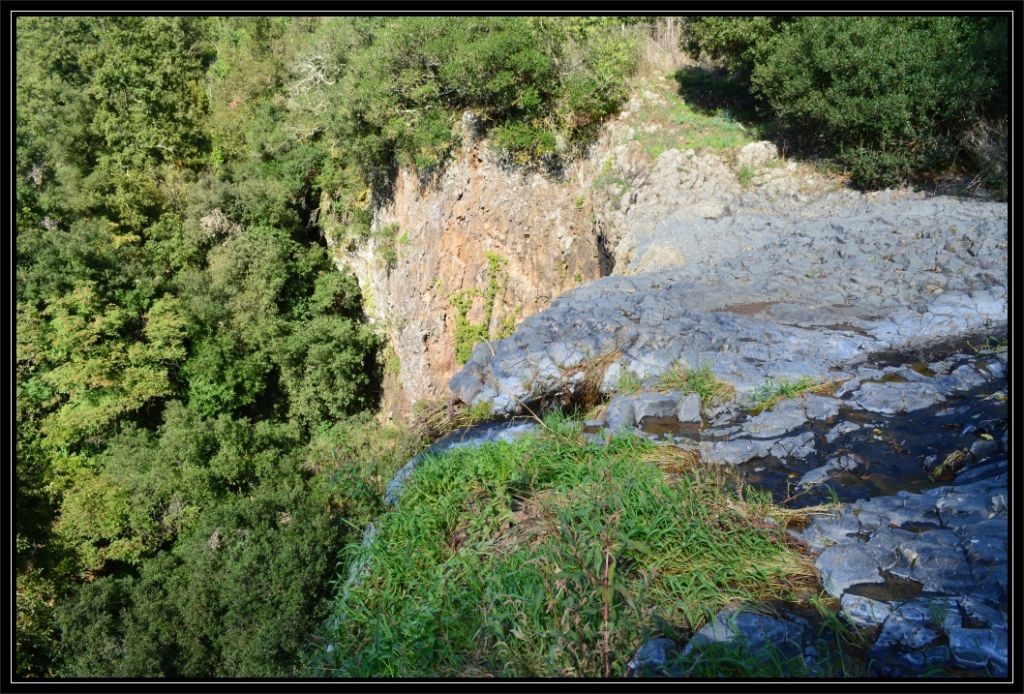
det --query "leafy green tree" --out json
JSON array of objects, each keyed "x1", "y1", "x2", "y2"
[
  {"x1": 36, "y1": 287, "x2": 187, "y2": 452},
  {"x1": 19, "y1": 16, "x2": 643, "y2": 678},
  {"x1": 56, "y1": 476, "x2": 349, "y2": 677},
  {"x1": 683, "y1": 16, "x2": 788, "y2": 76}
]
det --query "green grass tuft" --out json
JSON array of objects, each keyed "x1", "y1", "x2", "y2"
[
  {"x1": 615, "y1": 368, "x2": 644, "y2": 395},
  {"x1": 624, "y1": 80, "x2": 758, "y2": 161},
  {"x1": 737, "y1": 164, "x2": 755, "y2": 188},
  {"x1": 655, "y1": 363, "x2": 736, "y2": 407},
  {"x1": 309, "y1": 419, "x2": 820, "y2": 677},
  {"x1": 748, "y1": 377, "x2": 836, "y2": 413}
]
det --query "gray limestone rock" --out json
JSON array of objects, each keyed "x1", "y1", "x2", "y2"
[
  {"x1": 817, "y1": 545, "x2": 883, "y2": 597},
  {"x1": 790, "y1": 510, "x2": 860, "y2": 552},
  {"x1": 449, "y1": 195, "x2": 1006, "y2": 418},
  {"x1": 847, "y1": 380, "x2": 946, "y2": 415},
  {"x1": 626, "y1": 637, "x2": 679, "y2": 677},
  {"x1": 797, "y1": 464, "x2": 834, "y2": 488},
  {"x1": 958, "y1": 596, "x2": 1007, "y2": 630},
  {"x1": 952, "y1": 459, "x2": 1008, "y2": 487},
  {"x1": 840, "y1": 594, "x2": 893, "y2": 629},
  {"x1": 744, "y1": 399, "x2": 810, "y2": 438},
  {"x1": 889, "y1": 538, "x2": 975, "y2": 593},
  {"x1": 604, "y1": 396, "x2": 636, "y2": 435},
  {"x1": 633, "y1": 391, "x2": 683, "y2": 422},
  {"x1": 873, "y1": 601, "x2": 943, "y2": 652},
  {"x1": 947, "y1": 627, "x2": 1007, "y2": 673},
  {"x1": 602, "y1": 390, "x2": 706, "y2": 436},
  {"x1": 676, "y1": 393, "x2": 702, "y2": 423},
  {"x1": 700, "y1": 437, "x2": 774, "y2": 466},
  {"x1": 803, "y1": 473, "x2": 1007, "y2": 676},
  {"x1": 825, "y1": 420, "x2": 862, "y2": 443},
  {"x1": 680, "y1": 608, "x2": 811, "y2": 662},
  {"x1": 801, "y1": 393, "x2": 841, "y2": 421},
  {"x1": 769, "y1": 431, "x2": 817, "y2": 459},
  {"x1": 798, "y1": 453, "x2": 862, "y2": 488}
]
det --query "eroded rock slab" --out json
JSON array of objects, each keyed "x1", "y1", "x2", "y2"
[
  {"x1": 797, "y1": 474, "x2": 1008, "y2": 676},
  {"x1": 450, "y1": 195, "x2": 1006, "y2": 417}
]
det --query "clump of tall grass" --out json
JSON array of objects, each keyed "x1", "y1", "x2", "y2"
[{"x1": 309, "y1": 414, "x2": 821, "y2": 677}]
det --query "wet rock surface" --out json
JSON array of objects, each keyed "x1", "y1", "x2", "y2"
[
  {"x1": 795, "y1": 470, "x2": 1008, "y2": 677},
  {"x1": 628, "y1": 606, "x2": 843, "y2": 678},
  {"x1": 624, "y1": 347, "x2": 1007, "y2": 677},
  {"x1": 680, "y1": 608, "x2": 817, "y2": 662}
]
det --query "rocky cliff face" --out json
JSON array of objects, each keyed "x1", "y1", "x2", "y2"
[
  {"x1": 322, "y1": 82, "x2": 822, "y2": 419},
  {"x1": 324, "y1": 81, "x2": 1001, "y2": 422},
  {"x1": 334, "y1": 81, "x2": 1009, "y2": 678},
  {"x1": 323, "y1": 117, "x2": 617, "y2": 420},
  {"x1": 449, "y1": 192, "x2": 1007, "y2": 416}
]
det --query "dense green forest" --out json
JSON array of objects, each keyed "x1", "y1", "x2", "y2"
[
  {"x1": 15, "y1": 15, "x2": 1007, "y2": 678},
  {"x1": 14, "y1": 15, "x2": 642, "y2": 677}
]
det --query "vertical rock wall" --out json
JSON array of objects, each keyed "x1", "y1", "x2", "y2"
[
  {"x1": 325, "y1": 124, "x2": 608, "y2": 420},
  {"x1": 323, "y1": 84, "x2": 881, "y2": 421}
]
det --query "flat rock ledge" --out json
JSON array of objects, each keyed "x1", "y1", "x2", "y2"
[{"x1": 450, "y1": 195, "x2": 1006, "y2": 417}]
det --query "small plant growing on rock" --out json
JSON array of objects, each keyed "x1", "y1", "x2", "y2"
[
  {"x1": 449, "y1": 253, "x2": 521, "y2": 364},
  {"x1": 748, "y1": 376, "x2": 837, "y2": 413},
  {"x1": 973, "y1": 335, "x2": 1008, "y2": 354},
  {"x1": 382, "y1": 343, "x2": 401, "y2": 376},
  {"x1": 467, "y1": 400, "x2": 493, "y2": 423},
  {"x1": 615, "y1": 369, "x2": 644, "y2": 394},
  {"x1": 375, "y1": 223, "x2": 401, "y2": 270},
  {"x1": 738, "y1": 164, "x2": 755, "y2": 188},
  {"x1": 496, "y1": 305, "x2": 522, "y2": 340},
  {"x1": 656, "y1": 363, "x2": 735, "y2": 407},
  {"x1": 931, "y1": 449, "x2": 968, "y2": 480}
]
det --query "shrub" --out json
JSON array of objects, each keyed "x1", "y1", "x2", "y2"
[
  {"x1": 685, "y1": 16, "x2": 1008, "y2": 189},
  {"x1": 339, "y1": 17, "x2": 639, "y2": 177},
  {"x1": 491, "y1": 120, "x2": 558, "y2": 164},
  {"x1": 56, "y1": 484, "x2": 351, "y2": 677},
  {"x1": 683, "y1": 16, "x2": 787, "y2": 76},
  {"x1": 752, "y1": 17, "x2": 996, "y2": 188}
]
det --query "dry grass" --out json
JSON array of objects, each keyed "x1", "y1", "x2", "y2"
[
  {"x1": 641, "y1": 444, "x2": 702, "y2": 476},
  {"x1": 931, "y1": 449, "x2": 968, "y2": 480},
  {"x1": 565, "y1": 350, "x2": 622, "y2": 410},
  {"x1": 412, "y1": 398, "x2": 492, "y2": 442},
  {"x1": 961, "y1": 118, "x2": 1007, "y2": 192},
  {"x1": 490, "y1": 488, "x2": 580, "y2": 557},
  {"x1": 639, "y1": 17, "x2": 692, "y2": 76}
]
